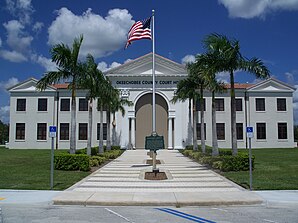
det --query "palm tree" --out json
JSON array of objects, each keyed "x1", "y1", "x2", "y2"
[
  {"x1": 196, "y1": 53, "x2": 226, "y2": 156},
  {"x1": 106, "y1": 89, "x2": 133, "y2": 150},
  {"x1": 203, "y1": 34, "x2": 270, "y2": 155},
  {"x1": 78, "y1": 54, "x2": 105, "y2": 155},
  {"x1": 36, "y1": 35, "x2": 84, "y2": 154},
  {"x1": 172, "y1": 70, "x2": 203, "y2": 151},
  {"x1": 187, "y1": 63, "x2": 207, "y2": 153},
  {"x1": 97, "y1": 78, "x2": 114, "y2": 154}
]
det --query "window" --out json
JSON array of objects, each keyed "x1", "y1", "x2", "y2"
[
  {"x1": 278, "y1": 123, "x2": 287, "y2": 139},
  {"x1": 60, "y1": 99, "x2": 70, "y2": 111},
  {"x1": 236, "y1": 99, "x2": 243, "y2": 111},
  {"x1": 16, "y1": 123, "x2": 25, "y2": 140},
  {"x1": 256, "y1": 123, "x2": 266, "y2": 139},
  {"x1": 97, "y1": 123, "x2": 107, "y2": 140},
  {"x1": 236, "y1": 123, "x2": 243, "y2": 140},
  {"x1": 215, "y1": 99, "x2": 224, "y2": 111},
  {"x1": 60, "y1": 123, "x2": 69, "y2": 140},
  {"x1": 79, "y1": 98, "x2": 88, "y2": 111},
  {"x1": 37, "y1": 123, "x2": 47, "y2": 140},
  {"x1": 17, "y1": 99, "x2": 26, "y2": 111},
  {"x1": 196, "y1": 123, "x2": 206, "y2": 140},
  {"x1": 196, "y1": 99, "x2": 206, "y2": 111},
  {"x1": 79, "y1": 123, "x2": 88, "y2": 140},
  {"x1": 216, "y1": 123, "x2": 225, "y2": 140},
  {"x1": 38, "y1": 98, "x2": 47, "y2": 111},
  {"x1": 277, "y1": 98, "x2": 286, "y2": 111},
  {"x1": 256, "y1": 98, "x2": 265, "y2": 111}
]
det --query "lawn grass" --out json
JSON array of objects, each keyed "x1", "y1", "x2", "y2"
[
  {"x1": 221, "y1": 148, "x2": 298, "y2": 190},
  {"x1": 0, "y1": 148, "x2": 90, "y2": 190}
]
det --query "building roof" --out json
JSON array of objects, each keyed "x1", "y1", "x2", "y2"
[
  {"x1": 225, "y1": 83, "x2": 254, "y2": 89},
  {"x1": 52, "y1": 83, "x2": 69, "y2": 89}
]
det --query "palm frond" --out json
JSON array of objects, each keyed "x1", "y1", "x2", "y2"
[
  {"x1": 240, "y1": 57, "x2": 270, "y2": 79},
  {"x1": 36, "y1": 71, "x2": 66, "y2": 90}
]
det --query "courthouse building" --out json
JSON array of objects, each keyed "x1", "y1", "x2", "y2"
[{"x1": 7, "y1": 53, "x2": 296, "y2": 149}]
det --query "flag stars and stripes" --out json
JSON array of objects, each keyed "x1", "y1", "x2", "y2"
[{"x1": 125, "y1": 17, "x2": 152, "y2": 49}]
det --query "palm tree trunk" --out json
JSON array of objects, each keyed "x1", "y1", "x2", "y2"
[
  {"x1": 212, "y1": 91, "x2": 219, "y2": 156},
  {"x1": 70, "y1": 84, "x2": 76, "y2": 154},
  {"x1": 98, "y1": 104, "x2": 104, "y2": 154},
  {"x1": 193, "y1": 99, "x2": 198, "y2": 151},
  {"x1": 87, "y1": 99, "x2": 92, "y2": 156},
  {"x1": 230, "y1": 71, "x2": 238, "y2": 156},
  {"x1": 200, "y1": 87, "x2": 206, "y2": 154},
  {"x1": 112, "y1": 112, "x2": 116, "y2": 146},
  {"x1": 106, "y1": 109, "x2": 111, "y2": 151},
  {"x1": 187, "y1": 98, "x2": 192, "y2": 146}
]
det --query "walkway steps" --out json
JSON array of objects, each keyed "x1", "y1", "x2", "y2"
[{"x1": 53, "y1": 150, "x2": 264, "y2": 206}]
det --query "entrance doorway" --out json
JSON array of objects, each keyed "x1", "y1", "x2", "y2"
[{"x1": 135, "y1": 93, "x2": 168, "y2": 149}]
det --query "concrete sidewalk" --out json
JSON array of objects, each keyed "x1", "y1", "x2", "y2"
[{"x1": 53, "y1": 150, "x2": 263, "y2": 206}]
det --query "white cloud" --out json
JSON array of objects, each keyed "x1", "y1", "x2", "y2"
[
  {"x1": 97, "y1": 61, "x2": 122, "y2": 72},
  {"x1": 31, "y1": 54, "x2": 57, "y2": 71},
  {"x1": 3, "y1": 20, "x2": 33, "y2": 53},
  {"x1": 32, "y1": 22, "x2": 44, "y2": 33},
  {"x1": 218, "y1": 0, "x2": 298, "y2": 19},
  {"x1": 124, "y1": 59, "x2": 132, "y2": 63},
  {"x1": 181, "y1": 54, "x2": 196, "y2": 65},
  {"x1": 0, "y1": 106, "x2": 10, "y2": 124},
  {"x1": 48, "y1": 8, "x2": 134, "y2": 59},
  {"x1": 0, "y1": 77, "x2": 19, "y2": 91},
  {"x1": 0, "y1": 37, "x2": 2, "y2": 47},
  {"x1": 216, "y1": 72, "x2": 230, "y2": 83},
  {"x1": 5, "y1": 0, "x2": 34, "y2": 24},
  {"x1": 110, "y1": 62, "x2": 121, "y2": 69},
  {"x1": 0, "y1": 49, "x2": 27, "y2": 62}
]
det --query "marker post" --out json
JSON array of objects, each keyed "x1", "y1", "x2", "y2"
[
  {"x1": 246, "y1": 126, "x2": 253, "y2": 191},
  {"x1": 49, "y1": 126, "x2": 57, "y2": 190}
]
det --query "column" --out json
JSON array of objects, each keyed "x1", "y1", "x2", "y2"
[
  {"x1": 168, "y1": 118, "x2": 173, "y2": 149},
  {"x1": 131, "y1": 118, "x2": 135, "y2": 149}
]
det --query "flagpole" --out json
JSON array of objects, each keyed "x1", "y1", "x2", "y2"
[{"x1": 152, "y1": 9, "x2": 156, "y2": 134}]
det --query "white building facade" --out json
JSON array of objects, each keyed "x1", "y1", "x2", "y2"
[{"x1": 8, "y1": 54, "x2": 296, "y2": 149}]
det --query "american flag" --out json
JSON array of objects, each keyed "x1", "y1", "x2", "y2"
[{"x1": 125, "y1": 17, "x2": 152, "y2": 49}]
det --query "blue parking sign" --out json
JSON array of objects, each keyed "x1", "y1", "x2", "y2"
[
  {"x1": 49, "y1": 126, "x2": 57, "y2": 138},
  {"x1": 246, "y1": 127, "x2": 253, "y2": 138}
]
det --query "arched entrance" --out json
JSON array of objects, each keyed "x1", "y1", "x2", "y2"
[{"x1": 135, "y1": 93, "x2": 168, "y2": 149}]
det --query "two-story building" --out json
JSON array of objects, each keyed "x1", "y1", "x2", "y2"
[{"x1": 7, "y1": 53, "x2": 296, "y2": 149}]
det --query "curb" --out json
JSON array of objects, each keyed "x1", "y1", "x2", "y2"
[{"x1": 53, "y1": 191, "x2": 264, "y2": 207}]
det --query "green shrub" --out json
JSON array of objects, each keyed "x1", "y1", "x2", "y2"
[
  {"x1": 54, "y1": 154, "x2": 90, "y2": 171},
  {"x1": 220, "y1": 154, "x2": 254, "y2": 172},
  {"x1": 76, "y1": 146, "x2": 122, "y2": 156},
  {"x1": 103, "y1": 150, "x2": 123, "y2": 159},
  {"x1": 185, "y1": 145, "x2": 194, "y2": 150},
  {"x1": 219, "y1": 150, "x2": 232, "y2": 156},
  {"x1": 90, "y1": 156, "x2": 107, "y2": 167},
  {"x1": 212, "y1": 161, "x2": 223, "y2": 169},
  {"x1": 75, "y1": 147, "x2": 98, "y2": 156},
  {"x1": 181, "y1": 147, "x2": 254, "y2": 172}
]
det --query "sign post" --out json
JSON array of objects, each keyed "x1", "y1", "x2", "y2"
[
  {"x1": 49, "y1": 126, "x2": 56, "y2": 190},
  {"x1": 246, "y1": 126, "x2": 253, "y2": 191},
  {"x1": 145, "y1": 133, "x2": 164, "y2": 173}
]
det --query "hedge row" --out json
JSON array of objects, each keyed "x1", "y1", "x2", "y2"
[
  {"x1": 54, "y1": 154, "x2": 90, "y2": 171},
  {"x1": 181, "y1": 149, "x2": 254, "y2": 172},
  {"x1": 75, "y1": 146, "x2": 121, "y2": 156},
  {"x1": 55, "y1": 148, "x2": 123, "y2": 172}
]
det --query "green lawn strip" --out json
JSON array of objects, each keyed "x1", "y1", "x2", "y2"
[
  {"x1": 0, "y1": 148, "x2": 89, "y2": 190},
  {"x1": 221, "y1": 148, "x2": 298, "y2": 190}
]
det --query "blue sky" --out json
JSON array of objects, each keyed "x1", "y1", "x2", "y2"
[{"x1": 0, "y1": 0, "x2": 298, "y2": 124}]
